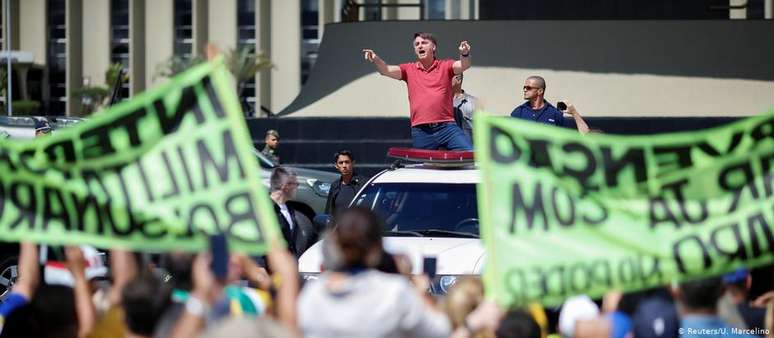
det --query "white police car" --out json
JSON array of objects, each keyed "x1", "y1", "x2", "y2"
[{"x1": 298, "y1": 148, "x2": 484, "y2": 294}]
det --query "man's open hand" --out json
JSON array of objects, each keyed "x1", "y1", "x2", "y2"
[{"x1": 458, "y1": 41, "x2": 471, "y2": 55}]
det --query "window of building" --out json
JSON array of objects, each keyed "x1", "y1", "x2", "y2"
[
  {"x1": 237, "y1": 0, "x2": 256, "y2": 116},
  {"x1": 174, "y1": 0, "x2": 193, "y2": 58},
  {"x1": 47, "y1": 0, "x2": 67, "y2": 115},
  {"x1": 111, "y1": 0, "x2": 130, "y2": 101},
  {"x1": 301, "y1": 0, "x2": 319, "y2": 84},
  {"x1": 426, "y1": 0, "x2": 446, "y2": 19}
]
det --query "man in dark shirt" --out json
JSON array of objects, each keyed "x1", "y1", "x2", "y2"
[
  {"x1": 324, "y1": 150, "x2": 366, "y2": 216},
  {"x1": 510, "y1": 76, "x2": 590, "y2": 134}
]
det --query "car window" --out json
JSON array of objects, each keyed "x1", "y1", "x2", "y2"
[{"x1": 353, "y1": 183, "x2": 479, "y2": 236}]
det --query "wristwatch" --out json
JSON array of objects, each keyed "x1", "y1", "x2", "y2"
[
  {"x1": 185, "y1": 295, "x2": 209, "y2": 317},
  {"x1": 461, "y1": 53, "x2": 470, "y2": 57}
]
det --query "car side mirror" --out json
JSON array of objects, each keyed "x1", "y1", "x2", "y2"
[{"x1": 313, "y1": 214, "x2": 333, "y2": 231}]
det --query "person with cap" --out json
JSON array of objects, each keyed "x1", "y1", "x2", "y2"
[
  {"x1": 35, "y1": 119, "x2": 52, "y2": 137},
  {"x1": 558, "y1": 295, "x2": 601, "y2": 338},
  {"x1": 261, "y1": 129, "x2": 280, "y2": 164},
  {"x1": 720, "y1": 269, "x2": 767, "y2": 332}
]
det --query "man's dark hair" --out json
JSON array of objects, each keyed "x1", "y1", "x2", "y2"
[
  {"x1": 526, "y1": 75, "x2": 546, "y2": 89},
  {"x1": 122, "y1": 274, "x2": 173, "y2": 336},
  {"x1": 270, "y1": 166, "x2": 295, "y2": 192},
  {"x1": 413, "y1": 32, "x2": 438, "y2": 47},
  {"x1": 496, "y1": 309, "x2": 541, "y2": 338},
  {"x1": 332, "y1": 207, "x2": 384, "y2": 269},
  {"x1": 0, "y1": 285, "x2": 76, "y2": 338},
  {"x1": 334, "y1": 150, "x2": 354, "y2": 163},
  {"x1": 679, "y1": 276, "x2": 724, "y2": 311}
]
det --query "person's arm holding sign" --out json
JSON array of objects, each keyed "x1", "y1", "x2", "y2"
[
  {"x1": 65, "y1": 246, "x2": 96, "y2": 338},
  {"x1": 363, "y1": 49, "x2": 402, "y2": 80},
  {"x1": 453, "y1": 41, "x2": 471, "y2": 74}
]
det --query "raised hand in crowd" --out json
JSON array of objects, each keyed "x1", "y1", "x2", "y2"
[
  {"x1": 266, "y1": 242, "x2": 301, "y2": 334},
  {"x1": 362, "y1": 48, "x2": 402, "y2": 80},
  {"x1": 561, "y1": 102, "x2": 590, "y2": 134},
  {"x1": 11, "y1": 242, "x2": 39, "y2": 301},
  {"x1": 64, "y1": 246, "x2": 96, "y2": 338},
  {"x1": 233, "y1": 253, "x2": 272, "y2": 291},
  {"x1": 451, "y1": 300, "x2": 504, "y2": 338},
  {"x1": 169, "y1": 252, "x2": 215, "y2": 338},
  {"x1": 106, "y1": 249, "x2": 137, "y2": 307}
]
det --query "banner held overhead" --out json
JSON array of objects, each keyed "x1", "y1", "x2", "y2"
[
  {"x1": 0, "y1": 59, "x2": 281, "y2": 255},
  {"x1": 475, "y1": 112, "x2": 774, "y2": 306}
]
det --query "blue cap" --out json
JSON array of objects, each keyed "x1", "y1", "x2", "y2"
[
  {"x1": 34, "y1": 119, "x2": 52, "y2": 133},
  {"x1": 722, "y1": 268, "x2": 749, "y2": 284},
  {"x1": 632, "y1": 297, "x2": 679, "y2": 338}
]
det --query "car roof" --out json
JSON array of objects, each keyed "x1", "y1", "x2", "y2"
[{"x1": 371, "y1": 165, "x2": 479, "y2": 184}]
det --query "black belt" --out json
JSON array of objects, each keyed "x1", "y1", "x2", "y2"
[{"x1": 417, "y1": 122, "x2": 446, "y2": 128}]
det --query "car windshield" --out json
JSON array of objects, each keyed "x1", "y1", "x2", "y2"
[{"x1": 352, "y1": 183, "x2": 479, "y2": 237}]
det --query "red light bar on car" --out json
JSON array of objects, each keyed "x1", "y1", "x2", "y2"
[{"x1": 387, "y1": 147, "x2": 474, "y2": 164}]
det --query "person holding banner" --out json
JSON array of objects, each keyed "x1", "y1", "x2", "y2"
[
  {"x1": 363, "y1": 32, "x2": 473, "y2": 151},
  {"x1": 510, "y1": 76, "x2": 590, "y2": 134}
]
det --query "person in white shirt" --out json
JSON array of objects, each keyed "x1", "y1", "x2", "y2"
[{"x1": 298, "y1": 207, "x2": 451, "y2": 338}]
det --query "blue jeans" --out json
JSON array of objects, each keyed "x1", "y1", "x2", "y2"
[{"x1": 411, "y1": 122, "x2": 473, "y2": 151}]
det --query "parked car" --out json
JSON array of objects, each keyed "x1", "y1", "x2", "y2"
[{"x1": 298, "y1": 148, "x2": 483, "y2": 294}]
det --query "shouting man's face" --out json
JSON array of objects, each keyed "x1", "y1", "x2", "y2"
[{"x1": 413, "y1": 36, "x2": 436, "y2": 62}]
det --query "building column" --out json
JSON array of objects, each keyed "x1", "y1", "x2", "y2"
[
  {"x1": 144, "y1": 0, "x2": 173, "y2": 88},
  {"x1": 766, "y1": 0, "x2": 773, "y2": 18},
  {"x1": 19, "y1": 0, "x2": 46, "y2": 65},
  {"x1": 256, "y1": 0, "x2": 270, "y2": 114},
  {"x1": 208, "y1": 0, "x2": 236, "y2": 51},
  {"x1": 130, "y1": 0, "x2": 146, "y2": 95},
  {"x1": 460, "y1": 0, "x2": 473, "y2": 19},
  {"x1": 729, "y1": 0, "x2": 747, "y2": 19},
  {"x1": 269, "y1": 0, "x2": 300, "y2": 113},
  {"x1": 2, "y1": 0, "x2": 20, "y2": 50},
  {"x1": 193, "y1": 0, "x2": 208, "y2": 57},
  {"x1": 81, "y1": 0, "x2": 110, "y2": 88},
  {"x1": 66, "y1": 0, "x2": 83, "y2": 116},
  {"x1": 319, "y1": 0, "x2": 335, "y2": 38}
]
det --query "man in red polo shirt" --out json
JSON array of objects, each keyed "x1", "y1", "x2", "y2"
[{"x1": 363, "y1": 32, "x2": 473, "y2": 151}]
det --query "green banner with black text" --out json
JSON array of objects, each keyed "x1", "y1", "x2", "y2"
[
  {"x1": 475, "y1": 112, "x2": 774, "y2": 306},
  {"x1": 0, "y1": 59, "x2": 281, "y2": 255}
]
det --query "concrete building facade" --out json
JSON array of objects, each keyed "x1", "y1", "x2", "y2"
[{"x1": 1, "y1": 0, "x2": 478, "y2": 116}]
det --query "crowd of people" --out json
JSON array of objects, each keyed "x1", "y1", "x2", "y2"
[{"x1": 1, "y1": 206, "x2": 773, "y2": 338}]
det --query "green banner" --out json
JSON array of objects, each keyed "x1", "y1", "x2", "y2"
[
  {"x1": 475, "y1": 112, "x2": 774, "y2": 306},
  {"x1": 0, "y1": 60, "x2": 281, "y2": 255}
]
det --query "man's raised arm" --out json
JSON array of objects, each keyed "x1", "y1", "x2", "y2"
[
  {"x1": 453, "y1": 41, "x2": 471, "y2": 74},
  {"x1": 363, "y1": 49, "x2": 402, "y2": 80}
]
